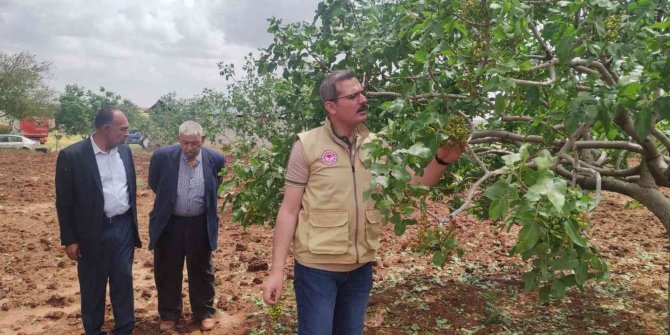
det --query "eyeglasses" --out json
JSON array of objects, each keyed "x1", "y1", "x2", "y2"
[{"x1": 330, "y1": 89, "x2": 365, "y2": 102}]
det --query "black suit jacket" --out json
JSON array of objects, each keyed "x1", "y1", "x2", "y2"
[
  {"x1": 55, "y1": 138, "x2": 141, "y2": 256},
  {"x1": 148, "y1": 145, "x2": 225, "y2": 251}
]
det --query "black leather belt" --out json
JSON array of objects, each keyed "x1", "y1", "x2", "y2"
[{"x1": 104, "y1": 209, "x2": 131, "y2": 224}]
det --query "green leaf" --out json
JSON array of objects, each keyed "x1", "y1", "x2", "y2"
[
  {"x1": 394, "y1": 221, "x2": 406, "y2": 236},
  {"x1": 575, "y1": 261, "x2": 588, "y2": 285},
  {"x1": 516, "y1": 222, "x2": 541, "y2": 252},
  {"x1": 502, "y1": 153, "x2": 520, "y2": 166},
  {"x1": 556, "y1": 34, "x2": 576, "y2": 61},
  {"x1": 484, "y1": 180, "x2": 516, "y2": 200},
  {"x1": 405, "y1": 143, "x2": 431, "y2": 159},
  {"x1": 527, "y1": 177, "x2": 566, "y2": 212},
  {"x1": 546, "y1": 179, "x2": 567, "y2": 213},
  {"x1": 374, "y1": 175, "x2": 389, "y2": 188},
  {"x1": 634, "y1": 109, "x2": 653, "y2": 140},
  {"x1": 488, "y1": 198, "x2": 509, "y2": 220},
  {"x1": 563, "y1": 219, "x2": 588, "y2": 247},
  {"x1": 551, "y1": 279, "x2": 567, "y2": 298},
  {"x1": 532, "y1": 150, "x2": 553, "y2": 171},
  {"x1": 453, "y1": 21, "x2": 468, "y2": 36},
  {"x1": 539, "y1": 286, "x2": 550, "y2": 301},
  {"x1": 391, "y1": 166, "x2": 412, "y2": 182},
  {"x1": 554, "y1": 251, "x2": 579, "y2": 270},
  {"x1": 651, "y1": 18, "x2": 670, "y2": 30},
  {"x1": 432, "y1": 252, "x2": 445, "y2": 267},
  {"x1": 618, "y1": 82, "x2": 641, "y2": 100},
  {"x1": 494, "y1": 94, "x2": 506, "y2": 114},
  {"x1": 520, "y1": 167, "x2": 539, "y2": 186},
  {"x1": 652, "y1": 97, "x2": 670, "y2": 120},
  {"x1": 523, "y1": 270, "x2": 539, "y2": 291}
]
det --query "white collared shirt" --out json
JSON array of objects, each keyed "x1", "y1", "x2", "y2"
[{"x1": 91, "y1": 136, "x2": 130, "y2": 218}]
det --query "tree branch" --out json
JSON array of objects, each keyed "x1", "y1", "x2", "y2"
[
  {"x1": 467, "y1": 145, "x2": 489, "y2": 173},
  {"x1": 501, "y1": 115, "x2": 563, "y2": 131},
  {"x1": 595, "y1": 150, "x2": 607, "y2": 166},
  {"x1": 554, "y1": 165, "x2": 646, "y2": 199},
  {"x1": 527, "y1": 19, "x2": 552, "y2": 60},
  {"x1": 568, "y1": 58, "x2": 617, "y2": 86},
  {"x1": 614, "y1": 109, "x2": 669, "y2": 184},
  {"x1": 558, "y1": 153, "x2": 641, "y2": 177},
  {"x1": 470, "y1": 130, "x2": 560, "y2": 145},
  {"x1": 576, "y1": 166, "x2": 601, "y2": 211},
  {"x1": 367, "y1": 91, "x2": 470, "y2": 100},
  {"x1": 473, "y1": 148, "x2": 515, "y2": 156},
  {"x1": 447, "y1": 167, "x2": 508, "y2": 224},
  {"x1": 570, "y1": 73, "x2": 591, "y2": 92},
  {"x1": 651, "y1": 127, "x2": 670, "y2": 152},
  {"x1": 572, "y1": 65, "x2": 598, "y2": 75},
  {"x1": 573, "y1": 141, "x2": 644, "y2": 154},
  {"x1": 510, "y1": 62, "x2": 556, "y2": 86}
]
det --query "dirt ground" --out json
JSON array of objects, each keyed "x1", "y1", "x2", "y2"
[{"x1": 0, "y1": 150, "x2": 668, "y2": 334}]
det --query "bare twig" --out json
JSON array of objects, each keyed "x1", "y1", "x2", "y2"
[
  {"x1": 651, "y1": 127, "x2": 670, "y2": 152},
  {"x1": 367, "y1": 91, "x2": 470, "y2": 100},
  {"x1": 595, "y1": 151, "x2": 607, "y2": 166},
  {"x1": 570, "y1": 73, "x2": 591, "y2": 92},
  {"x1": 568, "y1": 58, "x2": 617, "y2": 86},
  {"x1": 576, "y1": 166, "x2": 602, "y2": 211},
  {"x1": 501, "y1": 115, "x2": 563, "y2": 131},
  {"x1": 467, "y1": 145, "x2": 489, "y2": 173},
  {"x1": 471, "y1": 130, "x2": 554, "y2": 144},
  {"x1": 558, "y1": 153, "x2": 641, "y2": 177},
  {"x1": 473, "y1": 148, "x2": 515, "y2": 156},
  {"x1": 551, "y1": 122, "x2": 589, "y2": 170},
  {"x1": 510, "y1": 62, "x2": 557, "y2": 86},
  {"x1": 527, "y1": 19, "x2": 553, "y2": 60},
  {"x1": 447, "y1": 167, "x2": 508, "y2": 224},
  {"x1": 573, "y1": 65, "x2": 598, "y2": 75},
  {"x1": 414, "y1": 205, "x2": 448, "y2": 226},
  {"x1": 572, "y1": 138, "x2": 580, "y2": 187},
  {"x1": 573, "y1": 140, "x2": 645, "y2": 154}
]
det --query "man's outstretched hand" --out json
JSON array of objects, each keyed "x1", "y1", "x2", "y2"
[{"x1": 437, "y1": 141, "x2": 467, "y2": 164}]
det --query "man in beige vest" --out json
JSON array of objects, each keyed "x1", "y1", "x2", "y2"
[{"x1": 262, "y1": 70, "x2": 465, "y2": 335}]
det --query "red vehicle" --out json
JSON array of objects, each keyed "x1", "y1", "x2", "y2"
[{"x1": 20, "y1": 117, "x2": 50, "y2": 144}]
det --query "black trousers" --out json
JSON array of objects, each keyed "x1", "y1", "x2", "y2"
[
  {"x1": 154, "y1": 215, "x2": 215, "y2": 321},
  {"x1": 79, "y1": 210, "x2": 135, "y2": 335}
]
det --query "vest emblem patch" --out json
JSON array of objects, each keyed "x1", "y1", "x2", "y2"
[{"x1": 321, "y1": 150, "x2": 338, "y2": 165}]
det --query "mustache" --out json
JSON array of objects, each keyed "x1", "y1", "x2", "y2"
[{"x1": 357, "y1": 104, "x2": 367, "y2": 113}]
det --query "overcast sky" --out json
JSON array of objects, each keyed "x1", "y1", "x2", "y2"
[{"x1": 0, "y1": 0, "x2": 321, "y2": 107}]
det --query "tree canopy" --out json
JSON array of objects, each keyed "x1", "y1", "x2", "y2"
[
  {"x1": 56, "y1": 85, "x2": 145, "y2": 137},
  {"x1": 220, "y1": 0, "x2": 670, "y2": 302},
  {"x1": 0, "y1": 51, "x2": 56, "y2": 120}
]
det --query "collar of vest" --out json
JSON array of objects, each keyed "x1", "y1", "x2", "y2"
[{"x1": 324, "y1": 117, "x2": 370, "y2": 150}]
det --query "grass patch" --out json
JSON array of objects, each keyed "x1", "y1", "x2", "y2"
[{"x1": 43, "y1": 131, "x2": 83, "y2": 151}]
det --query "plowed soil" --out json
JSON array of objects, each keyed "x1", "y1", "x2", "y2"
[{"x1": 0, "y1": 150, "x2": 667, "y2": 334}]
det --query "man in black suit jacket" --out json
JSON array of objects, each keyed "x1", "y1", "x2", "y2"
[
  {"x1": 55, "y1": 107, "x2": 141, "y2": 335},
  {"x1": 148, "y1": 120, "x2": 225, "y2": 332}
]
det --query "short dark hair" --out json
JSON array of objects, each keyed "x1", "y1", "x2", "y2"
[
  {"x1": 94, "y1": 107, "x2": 121, "y2": 129},
  {"x1": 320, "y1": 70, "x2": 357, "y2": 103}
]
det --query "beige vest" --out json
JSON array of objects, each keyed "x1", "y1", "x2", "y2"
[{"x1": 293, "y1": 118, "x2": 383, "y2": 264}]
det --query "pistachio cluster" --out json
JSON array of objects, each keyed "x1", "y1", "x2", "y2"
[
  {"x1": 442, "y1": 114, "x2": 470, "y2": 144},
  {"x1": 603, "y1": 15, "x2": 623, "y2": 42}
]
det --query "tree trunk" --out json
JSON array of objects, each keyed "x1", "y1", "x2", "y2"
[
  {"x1": 562, "y1": 169, "x2": 670, "y2": 332},
  {"x1": 624, "y1": 187, "x2": 670, "y2": 332}
]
